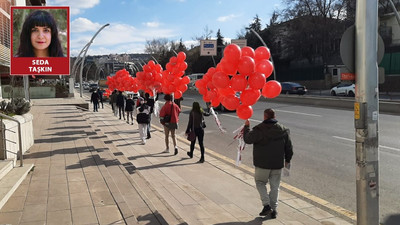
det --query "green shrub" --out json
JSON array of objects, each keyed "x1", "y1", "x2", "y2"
[{"x1": 0, "y1": 98, "x2": 31, "y2": 115}]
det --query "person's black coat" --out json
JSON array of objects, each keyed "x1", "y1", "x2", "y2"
[{"x1": 116, "y1": 93, "x2": 125, "y2": 107}]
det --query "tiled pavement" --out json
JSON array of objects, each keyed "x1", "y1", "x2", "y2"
[{"x1": 0, "y1": 96, "x2": 354, "y2": 225}]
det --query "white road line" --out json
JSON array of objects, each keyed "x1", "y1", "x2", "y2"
[
  {"x1": 333, "y1": 136, "x2": 400, "y2": 152},
  {"x1": 275, "y1": 109, "x2": 322, "y2": 117}
]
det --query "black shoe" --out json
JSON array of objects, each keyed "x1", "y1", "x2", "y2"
[
  {"x1": 187, "y1": 152, "x2": 193, "y2": 158},
  {"x1": 259, "y1": 205, "x2": 272, "y2": 216},
  {"x1": 198, "y1": 158, "x2": 204, "y2": 163},
  {"x1": 147, "y1": 135, "x2": 151, "y2": 139},
  {"x1": 174, "y1": 147, "x2": 178, "y2": 155},
  {"x1": 271, "y1": 209, "x2": 277, "y2": 219}
]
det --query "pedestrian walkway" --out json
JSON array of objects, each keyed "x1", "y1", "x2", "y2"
[{"x1": 0, "y1": 96, "x2": 354, "y2": 225}]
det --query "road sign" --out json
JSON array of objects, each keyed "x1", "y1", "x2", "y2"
[
  {"x1": 340, "y1": 25, "x2": 385, "y2": 73},
  {"x1": 231, "y1": 39, "x2": 247, "y2": 48},
  {"x1": 200, "y1": 40, "x2": 217, "y2": 56}
]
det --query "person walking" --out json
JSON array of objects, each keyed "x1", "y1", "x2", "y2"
[
  {"x1": 98, "y1": 88, "x2": 104, "y2": 109},
  {"x1": 110, "y1": 90, "x2": 118, "y2": 116},
  {"x1": 185, "y1": 102, "x2": 207, "y2": 163},
  {"x1": 159, "y1": 94, "x2": 181, "y2": 155},
  {"x1": 125, "y1": 95, "x2": 135, "y2": 125},
  {"x1": 145, "y1": 93, "x2": 155, "y2": 139},
  {"x1": 90, "y1": 90, "x2": 100, "y2": 112},
  {"x1": 136, "y1": 97, "x2": 151, "y2": 145},
  {"x1": 243, "y1": 108, "x2": 293, "y2": 219},
  {"x1": 116, "y1": 91, "x2": 125, "y2": 120}
]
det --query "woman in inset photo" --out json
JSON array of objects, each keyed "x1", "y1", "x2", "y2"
[{"x1": 15, "y1": 10, "x2": 64, "y2": 57}]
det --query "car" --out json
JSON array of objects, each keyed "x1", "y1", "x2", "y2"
[
  {"x1": 330, "y1": 83, "x2": 355, "y2": 97},
  {"x1": 89, "y1": 83, "x2": 99, "y2": 92},
  {"x1": 280, "y1": 82, "x2": 307, "y2": 95},
  {"x1": 74, "y1": 83, "x2": 80, "y2": 88},
  {"x1": 187, "y1": 73, "x2": 204, "y2": 90}
]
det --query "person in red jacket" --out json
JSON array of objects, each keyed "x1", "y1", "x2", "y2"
[{"x1": 159, "y1": 94, "x2": 181, "y2": 155}]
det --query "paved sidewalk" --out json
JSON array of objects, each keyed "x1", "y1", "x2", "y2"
[{"x1": 0, "y1": 96, "x2": 354, "y2": 225}]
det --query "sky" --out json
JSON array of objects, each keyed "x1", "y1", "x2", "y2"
[{"x1": 46, "y1": 0, "x2": 283, "y2": 56}]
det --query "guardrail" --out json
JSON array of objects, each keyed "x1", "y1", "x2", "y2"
[
  {"x1": 263, "y1": 94, "x2": 400, "y2": 115},
  {"x1": 0, "y1": 113, "x2": 23, "y2": 167}
]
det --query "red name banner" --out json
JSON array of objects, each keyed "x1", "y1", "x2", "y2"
[
  {"x1": 11, "y1": 57, "x2": 69, "y2": 75},
  {"x1": 10, "y1": 6, "x2": 70, "y2": 75}
]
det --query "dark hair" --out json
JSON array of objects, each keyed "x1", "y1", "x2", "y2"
[
  {"x1": 164, "y1": 94, "x2": 172, "y2": 101},
  {"x1": 191, "y1": 102, "x2": 204, "y2": 114},
  {"x1": 16, "y1": 10, "x2": 64, "y2": 57},
  {"x1": 264, "y1": 108, "x2": 275, "y2": 119}
]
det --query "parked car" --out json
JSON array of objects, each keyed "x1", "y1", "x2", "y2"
[
  {"x1": 330, "y1": 83, "x2": 355, "y2": 97},
  {"x1": 280, "y1": 82, "x2": 307, "y2": 95},
  {"x1": 74, "y1": 83, "x2": 80, "y2": 88},
  {"x1": 89, "y1": 83, "x2": 99, "y2": 92}
]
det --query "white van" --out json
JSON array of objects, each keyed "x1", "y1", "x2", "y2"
[{"x1": 187, "y1": 73, "x2": 204, "y2": 89}]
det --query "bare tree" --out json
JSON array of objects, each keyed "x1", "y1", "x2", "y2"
[{"x1": 192, "y1": 25, "x2": 214, "y2": 41}]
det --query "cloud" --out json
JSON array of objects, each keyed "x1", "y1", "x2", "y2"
[
  {"x1": 71, "y1": 17, "x2": 102, "y2": 32},
  {"x1": 47, "y1": 0, "x2": 100, "y2": 15},
  {"x1": 70, "y1": 19, "x2": 176, "y2": 55},
  {"x1": 143, "y1": 22, "x2": 160, "y2": 28},
  {"x1": 217, "y1": 14, "x2": 239, "y2": 22}
]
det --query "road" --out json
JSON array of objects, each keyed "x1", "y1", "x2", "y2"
[{"x1": 173, "y1": 91, "x2": 400, "y2": 221}]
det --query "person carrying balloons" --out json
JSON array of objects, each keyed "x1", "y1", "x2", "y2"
[
  {"x1": 125, "y1": 94, "x2": 135, "y2": 125},
  {"x1": 136, "y1": 97, "x2": 151, "y2": 145},
  {"x1": 159, "y1": 94, "x2": 181, "y2": 155},
  {"x1": 185, "y1": 102, "x2": 208, "y2": 163},
  {"x1": 243, "y1": 108, "x2": 293, "y2": 219}
]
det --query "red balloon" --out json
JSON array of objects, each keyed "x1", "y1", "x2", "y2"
[
  {"x1": 174, "y1": 90, "x2": 182, "y2": 99},
  {"x1": 195, "y1": 79, "x2": 206, "y2": 89},
  {"x1": 177, "y1": 52, "x2": 186, "y2": 62},
  {"x1": 211, "y1": 97, "x2": 221, "y2": 107},
  {"x1": 222, "y1": 94, "x2": 240, "y2": 111},
  {"x1": 241, "y1": 88, "x2": 261, "y2": 106},
  {"x1": 170, "y1": 56, "x2": 177, "y2": 64},
  {"x1": 182, "y1": 76, "x2": 190, "y2": 84},
  {"x1": 255, "y1": 46, "x2": 271, "y2": 61},
  {"x1": 212, "y1": 71, "x2": 230, "y2": 89},
  {"x1": 219, "y1": 58, "x2": 238, "y2": 75},
  {"x1": 218, "y1": 87, "x2": 235, "y2": 96},
  {"x1": 248, "y1": 72, "x2": 266, "y2": 90},
  {"x1": 178, "y1": 84, "x2": 188, "y2": 93},
  {"x1": 206, "y1": 89, "x2": 217, "y2": 100},
  {"x1": 236, "y1": 105, "x2": 253, "y2": 120},
  {"x1": 148, "y1": 60, "x2": 156, "y2": 68},
  {"x1": 231, "y1": 75, "x2": 247, "y2": 92},
  {"x1": 224, "y1": 44, "x2": 241, "y2": 63},
  {"x1": 262, "y1": 81, "x2": 282, "y2": 98},
  {"x1": 178, "y1": 62, "x2": 188, "y2": 71},
  {"x1": 198, "y1": 87, "x2": 207, "y2": 95},
  {"x1": 238, "y1": 56, "x2": 255, "y2": 76},
  {"x1": 255, "y1": 59, "x2": 274, "y2": 78},
  {"x1": 241, "y1": 46, "x2": 255, "y2": 58}
]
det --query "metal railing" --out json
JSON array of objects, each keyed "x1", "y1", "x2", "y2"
[{"x1": 0, "y1": 113, "x2": 23, "y2": 167}]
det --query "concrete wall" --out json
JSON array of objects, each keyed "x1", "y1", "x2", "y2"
[{"x1": 0, "y1": 113, "x2": 34, "y2": 166}]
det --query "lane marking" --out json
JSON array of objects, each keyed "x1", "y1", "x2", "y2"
[
  {"x1": 333, "y1": 136, "x2": 400, "y2": 152},
  {"x1": 275, "y1": 109, "x2": 322, "y2": 117}
]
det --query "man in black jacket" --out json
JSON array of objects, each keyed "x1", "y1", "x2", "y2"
[{"x1": 243, "y1": 108, "x2": 293, "y2": 219}]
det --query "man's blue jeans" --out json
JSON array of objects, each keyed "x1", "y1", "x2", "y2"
[{"x1": 254, "y1": 167, "x2": 282, "y2": 210}]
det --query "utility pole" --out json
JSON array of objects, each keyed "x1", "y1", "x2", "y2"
[{"x1": 354, "y1": 1, "x2": 379, "y2": 225}]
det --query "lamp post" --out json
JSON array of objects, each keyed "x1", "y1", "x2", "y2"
[{"x1": 73, "y1": 23, "x2": 110, "y2": 97}]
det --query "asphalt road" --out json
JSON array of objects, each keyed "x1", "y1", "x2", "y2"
[{"x1": 172, "y1": 91, "x2": 400, "y2": 222}]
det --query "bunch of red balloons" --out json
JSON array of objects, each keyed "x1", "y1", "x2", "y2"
[
  {"x1": 161, "y1": 52, "x2": 190, "y2": 99},
  {"x1": 135, "y1": 60, "x2": 163, "y2": 96},
  {"x1": 195, "y1": 44, "x2": 282, "y2": 120},
  {"x1": 105, "y1": 69, "x2": 138, "y2": 92}
]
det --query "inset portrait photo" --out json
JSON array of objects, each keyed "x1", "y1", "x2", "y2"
[{"x1": 11, "y1": 6, "x2": 69, "y2": 75}]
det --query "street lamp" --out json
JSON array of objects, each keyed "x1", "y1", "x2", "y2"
[{"x1": 72, "y1": 23, "x2": 110, "y2": 97}]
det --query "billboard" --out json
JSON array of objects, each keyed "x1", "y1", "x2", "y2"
[{"x1": 10, "y1": 6, "x2": 70, "y2": 75}]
